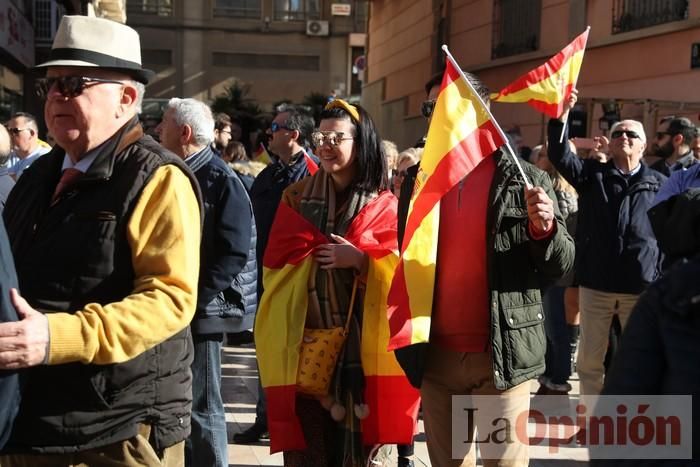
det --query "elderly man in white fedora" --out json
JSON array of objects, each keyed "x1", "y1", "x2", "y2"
[{"x1": 0, "y1": 15, "x2": 202, "y2": 467}]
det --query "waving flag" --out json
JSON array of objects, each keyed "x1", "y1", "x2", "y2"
[
  {"x1": 490, "y1": 27, "x2": 590, "y2": 118},
  {"x1": 253, "y1": 143, "x2": 273, "y2": 164},
  {"x1": 255, "y1": 190, "x2": 419, "y2": 453},
  {"x1": 387, "y1": 50, "x2": 506, "y2": 350}
]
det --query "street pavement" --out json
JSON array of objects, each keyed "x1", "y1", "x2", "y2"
[{"x1": 223, "y1": 343, "x2": 590, "y2": 466}]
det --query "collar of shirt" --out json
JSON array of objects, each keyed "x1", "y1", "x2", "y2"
[
  {"x1": 62, "y1": 147, "x2": 101, "y2": 173},
  {"x1": 613, "y1": 161, "x2": 642, "y2": 177},
  {"x1": 184, "y1": 146, "x2": 207, "y2": 163}
]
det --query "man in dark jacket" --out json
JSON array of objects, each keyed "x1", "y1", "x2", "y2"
[
  {"x1": 395, "y1": 72, "x2": 575, "y2": 466},
  {"x1": 649, "y1": 116, "x2": 697, "y2": 176},
  {"x1": 0, "y1": 16, "x2": 202, "y2": 465},
  {"x1": 0, "y1": 218, "x2": 19, "y2": 450},
  {"x1": 157, "y1": 97, "x2": 255, "y2": 467},
  {"x1": 235, "y1": 105, "x2": 317, "y2": 443},
  {"x1": 548, "y1": 91, "x2": 666, "y2": 396}
]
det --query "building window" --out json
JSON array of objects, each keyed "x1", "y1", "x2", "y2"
[
  {"x1": 273, "y1": 0, "x2": 320, "y2": 21},
  {"x1": 126, "y1": 0, "x2": 173, "y2": 16},
  {"x1": 213, "y1": 0, "x2": 261, "y2": 19},
  {"x1": 612, "y1": 0, "x2": 688, "y2": 34},
  {"x1": 35, "y1": 0, "x2": 65, "y2": 46},
  {"x1": 491, "y1": 0, "x2": 541, "y2": 59}
]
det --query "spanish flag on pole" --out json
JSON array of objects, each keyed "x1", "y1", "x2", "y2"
[
  {"x1": 387, "y1": 49, "x2": 507, "y2": 350},
  {"x1": 490, "y1": 27, "x2": 590, "y2": 118},
  {"x1": 255, "y1": 187, "x2": 420, "y2": 453}
]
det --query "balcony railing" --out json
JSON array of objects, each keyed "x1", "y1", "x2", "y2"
[
  {"x1": 126, "y1": 0, "x2": 173, "y2": 16},
  {"x1": 213, "y1": 0, "x2": 261, "y2": 19},
  {"x1": 491, "y1": 0, "x2": 541, "y2": 59},
  {"x1": 612, "y1": 0, "x2": 688, "y2": 34}
]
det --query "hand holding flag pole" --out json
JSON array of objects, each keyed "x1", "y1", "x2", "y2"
[{"x1": 441, "y1": 45, "x2": 532, "y2": 189}]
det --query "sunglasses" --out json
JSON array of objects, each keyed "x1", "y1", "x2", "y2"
[
  {"x1": 421, "y1": 99, "x2": 436, "y2": 119},
  {"x1": 35, "y1": 76, "x2": 126, "y2": 99},
  {"x1": 270, "y1": 122, "x2": 291, "y2": 133},
  {"x1": 611, "y1": 130, "x2": 641, "y2": 140},
  {"x1": 6, "y1": 127, "x2": 31, "y2": 136},
  {"x1": 311, "y1": 131, "x2": 354, "y2": 148}
]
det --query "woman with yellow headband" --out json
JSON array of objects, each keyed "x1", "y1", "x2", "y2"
[{"x1": 255, "y1": 99, "x2": 420, "y2": 466}]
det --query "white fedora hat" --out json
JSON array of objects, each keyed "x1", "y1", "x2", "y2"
[{"x1": 35, "y1": 15, "x2": 154, "y2": 84}]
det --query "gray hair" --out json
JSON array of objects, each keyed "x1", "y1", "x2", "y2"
[
  {"x1": 133, "y1": 81, "x2": 145, "y2": 114},
  {"x1": 165, "y1": 97, "x2": 215, "y2": 146},
  {"x1": 610, "y1": 119, "x2": 646, "y2": 144}
]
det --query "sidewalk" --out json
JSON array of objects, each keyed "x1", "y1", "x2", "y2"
[{"x1": 223, "y1": 343, "x2": 589, "y2": 466}]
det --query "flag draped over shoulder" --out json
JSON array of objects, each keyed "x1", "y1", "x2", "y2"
[
  {"x1": 255, "y1": 190, "x2": 420, "y2": 453},
  {"x1": 387, "y1": 58, "x2": 505, "y2": 350},
  {"x1": 490, "y1": 27, "x2": 589, "y2": 118},
  {"x1": 302, "y1": 149, "x2": 319, "y2": 175}
]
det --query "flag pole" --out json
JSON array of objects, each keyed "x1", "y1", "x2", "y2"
[{"x1": 441, "y1": 45, "x2": 533, "y2": 188}]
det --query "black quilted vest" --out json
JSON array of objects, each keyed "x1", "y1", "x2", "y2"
[{"x1": 2, "y1": 119, "x2": 202, "y2": 453}]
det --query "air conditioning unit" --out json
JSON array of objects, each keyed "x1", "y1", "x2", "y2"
[{"x1": 306, "y1": 20, "x2": 329, "y2": 36}]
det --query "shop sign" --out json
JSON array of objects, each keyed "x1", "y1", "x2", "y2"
[
  {"x1": 0, "y1": 2, "x2": 34, "y2": 68},
  {"x1": 331, "y1": 4, "x2": 352, "y2": 16}
]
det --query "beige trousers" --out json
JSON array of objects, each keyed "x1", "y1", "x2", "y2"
[
  {"x1": 420, "y1": 346, "x2": 530, "y2": 467},
  {"x1": 0, "y1": 425, "x2": 184, "y2": 467},
  {"x1": 576, "y1": 286, "x2": 639, "y2": 396}
]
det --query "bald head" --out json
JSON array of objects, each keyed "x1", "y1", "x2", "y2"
[{"x1": 0, "y1": 125, "x2": 10, "y2": 167}]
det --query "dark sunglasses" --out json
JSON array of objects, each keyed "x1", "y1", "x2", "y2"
[
  {"x1": 611, "y1": 130, "x2": 641, "y2": 140},
  {"x1": 35, "y1": 76, "x2": 126, "y2": 99},
  {"x1": 270, "y1": 122, "x2": 291, "y2": 133},
  {"x1": 311, "y1": 131, "x2": 354, "y2": 148},
  {"x1": 421, "y1": 99, "x2": 436, "y2": 119},
  {"x1": 6, "y1": 127, "x2": 31, "y2": 136}
]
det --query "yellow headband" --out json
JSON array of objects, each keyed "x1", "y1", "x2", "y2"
[{"x1": 324, "y1": 99, "x2": 361, "y2": 123}]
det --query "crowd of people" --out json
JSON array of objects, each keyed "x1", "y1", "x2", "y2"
[{"x1": 0, "y1": 13, "x2": 697, "y2": 467}]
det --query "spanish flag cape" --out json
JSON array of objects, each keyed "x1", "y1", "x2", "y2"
[
  {"x1": 255, "y1": 182, "x2": 420, "y2": 453},
  {"x1": 490, "y1": 27, "x2": 590, "y2": 118}
]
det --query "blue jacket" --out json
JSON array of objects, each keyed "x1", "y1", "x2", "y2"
[
  {"x1": 186, "y1": 146, "x2": 257, "y2": 334},
  {"x1": 249, "y1": 150, "x2": 317, "y2": 296},
  {"x1": 548, "y1": 119, "x2": 666, "y2": 294},
  {"x1": 0, "y1": 218, "x2": 20, "y2": 449}
]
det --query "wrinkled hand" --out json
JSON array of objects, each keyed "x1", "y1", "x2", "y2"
[
  {"x1": 525, "y1": 186, "x2": 555, "y2": 235},
  {"x1": 314, "y1": 234, "x2": 367, "y2": 272},
  {"x1": 0, "y1": 289, "x2": 50, "y2": 369},
  {"x1": 559, "y1": 88, "x2": 578, "y2": 122}
]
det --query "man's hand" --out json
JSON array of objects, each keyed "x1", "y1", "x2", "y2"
[
  {"x1": 526, "y1": 186, "x2": 555, "y2": 236},
  {"x1": 0, "y1": 289, "x2": 50, "y2": 369},
  {"x1": 314, "y1": 234, "x2": 368, "y2": 272},
  {"x1": 559, "y1": 88, "x2": 578, "y2": 123}
]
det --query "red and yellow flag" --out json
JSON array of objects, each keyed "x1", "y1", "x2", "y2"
[
  {"x1": 302, "y1": 149, "x2": 319, "y2": 175},
  {"x1": 253, "y1": 142, "x2": 273, "y2": 164},
  {"x1": 387, "y1": 57, "x2": 505, "y2": 350},
  {"x1": 490, "y1": 27, "x2": 590, "y2": 118},
  {"x1": 255, "y1": 189, "x2": 420, "y2": 453}
]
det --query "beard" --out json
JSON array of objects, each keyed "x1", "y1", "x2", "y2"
[{"x1": 654, "y1": 140, "x2": 674, "y2": 159}]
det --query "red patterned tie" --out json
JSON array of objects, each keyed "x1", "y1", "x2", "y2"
[{"x1": 52, "y1": 168, "x2": 83, "y2": 202}]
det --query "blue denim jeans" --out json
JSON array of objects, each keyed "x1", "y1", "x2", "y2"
[
  {"x1": 186, "y1": 333, "x2": 228, "y2": 467},
  {"x1": 543, "y1": 286, "x2": 572, "y2": 385}
]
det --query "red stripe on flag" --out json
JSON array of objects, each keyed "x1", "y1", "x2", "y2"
[
  {"x1": 401, "y1": 119, "x2": 503, "y2": 252},
  {"x1": 303, "y1": 152, "x2": 319, "y2": 175},
  {"x1": 387, "y1": 259, "x2": 413, "y2": 349},
  {"x1": 264, "y1": 386, "x2": 306, "y2": 453},
  {"x1": 361, "y1": 375, "x2": 420, "y2": 445},
  {"x1": 441, "y1": 60, "x2": 461, "y2": 91},
  {"x1": 263, "y1": 202, "x2": 328, "y2": 268},
  {"x1": 526, "y1": 83, "x2": 574, "y2": 117}
]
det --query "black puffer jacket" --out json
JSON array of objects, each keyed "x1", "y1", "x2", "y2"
[{"x1": 187, "y1": 146, "x2": 257, "y2": 334}]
